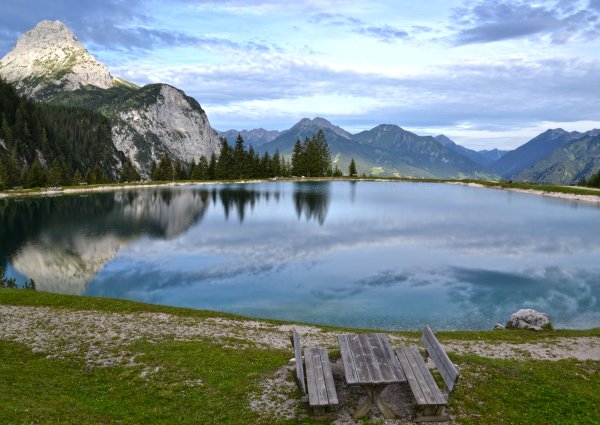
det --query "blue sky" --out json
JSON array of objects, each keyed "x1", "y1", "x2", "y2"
[{"x1": 1, "y1": 0, "x2": 600, "y2": 149}]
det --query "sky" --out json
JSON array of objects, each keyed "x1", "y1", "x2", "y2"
[{"x1": 1, "y1": 0, "x2": 600, "y2": 150}]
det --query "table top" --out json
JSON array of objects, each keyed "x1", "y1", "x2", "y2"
[{"x1": 337, "y1": 333, "x2": 406, "y2": 385}]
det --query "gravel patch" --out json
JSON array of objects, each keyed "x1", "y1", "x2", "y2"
[{"x1": 444, "y1": 338, "x2": 600, "y2": 361}]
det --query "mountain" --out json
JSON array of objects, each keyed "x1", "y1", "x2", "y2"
[
  {"x1": 514, "y1": 134, "x2": 600, "y2": 184},
  {"x1": 478, "y1": 148, "x2": 508, "y2": 164},
  {"x1": 218, "y1": 128, "x2": 281, "y2": 147},
  {"x1": 434, "y1": 134, "x2": 498, "y2": 167},
  {"x1": 0, "y1": 20, "x2": 219, "y2": 175},
  {"x1": 489, "y1": 129, "x2": 585, "y2": 179},
  {"x1": 259, "y1": 117, "x2": 372, "y2": 173},
  {"x1": 260, "y1": 118, "x2": 489, "y2": 178}
]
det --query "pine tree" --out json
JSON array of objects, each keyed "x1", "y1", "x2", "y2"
[
  {"x1": 233, "y1": 134, "x2": 246, "y2": 179},
  {"x1": 291, "y1": 138, "x2": 303, "y2": 176},
  {"x1": 0, "y1": 159, "x2": 7, "y2": 190},
  {"x1": 72, "y1": 169, "x2": 83, "y2": 185},
  {"x1": 48, "y1": 159, "x2": 63, "y2": 186},
  {"x1": 348, "y1": 158, "x2": 357, "y2": 177},
  {"x1": 157, "y1": 154, "x2": 173, "y2": 181},
  {"x1": 150, "y1": 160, "x2": 159, "y2": 181},
  {"x1": 28, "y1": 156, "x2": 47, "y2": 188},
  {"x1": 208, "y1": 152, "x2": 217, "y2": 180}
]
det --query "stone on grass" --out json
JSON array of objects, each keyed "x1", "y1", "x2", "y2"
[
  {"x1": 493, "y1": 323, "x2": 504, "y2": 330},
  {"x1": 506, "y1": 309, "x2": 551, "y2": 331}
]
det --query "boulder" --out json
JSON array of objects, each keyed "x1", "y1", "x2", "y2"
[
  {"x1": 506, "y1": 309, "x2": 551, "y2": 330},
  {"x1": 493, "y1": 323, "x2": 504, "y2": 330}
]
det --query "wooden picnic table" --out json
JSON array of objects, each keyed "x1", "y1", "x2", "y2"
[{"x1": 337, "y1": 333, "x2": 406, "y2": 419}]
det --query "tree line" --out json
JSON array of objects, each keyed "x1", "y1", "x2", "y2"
[{"x1": 148, "y1": 129, "x2": 344, "y2": 182}]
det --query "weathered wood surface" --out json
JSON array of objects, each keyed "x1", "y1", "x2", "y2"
[
  {"x1": 421, "y1": 325, "x2": 459, "y2": 392},
  {"x1": 291, "y1": 329, "x2": 307, "y2": 395},
  {"x1": 395, "y1": 346, "x2": 446, "y2": 406},
  {"x1": 338, "y1": 333, "x2": 406, "y2": 385},
  {"x1": 305, "y1": 347, "x2": 338, "y2": 406}
]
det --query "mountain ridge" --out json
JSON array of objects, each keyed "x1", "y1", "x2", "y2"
[{"x1": 0, "y1": 20, "x2": 220, "y2": 176}]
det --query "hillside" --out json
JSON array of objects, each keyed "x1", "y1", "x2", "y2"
[
  {"x1": 0, "y1": 78, "x2": 125, "y2": 188},
  {"x1": 489, "y1": 129, "x2": 585, "y2": 178},
  {"x1": 0, "y1": 20, "x2": 219, "y2": 176},
  {"x1": 515, "y1": 134, "x2": 600, "y2": 184}
]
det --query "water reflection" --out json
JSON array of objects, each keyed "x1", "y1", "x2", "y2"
[
  {"x1": 293, "y1": 182, "x2": 330, "y2": 225},
  {"x1": 1, "y1": 182, "x2": 599, "y2": 330}
]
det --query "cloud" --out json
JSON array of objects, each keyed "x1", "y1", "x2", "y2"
[
  {"x1": 115, "y1": 52, "x2": 600, "y2": 136},
  {"x1": 451, "y1": 0, "x2": 600, "y2": 45},
  {"x1": 308, "y1": 12, "x2": 411, "y2": 43}
]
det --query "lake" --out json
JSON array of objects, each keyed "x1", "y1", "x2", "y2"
[{"x1": 2, "y1": 181, "x2": 599, "y2": 330}]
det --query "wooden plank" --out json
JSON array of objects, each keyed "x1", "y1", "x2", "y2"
[
  {"x1": 406, "y1": 347, "x2": 439, "y2": 405},
  {"x1": 306, "y1": 347, "x2": 329, "y2": 406},
  {"x1": 345, "y1": 334, "x2": 373, "y2": 383},
  {"x1": 374, "y1": 333, "x2": 406, "y2": 382},
  {"x1": 305, "y1": 348, "x2": 321, "y2": 406},
  {"x1": 409, "y1": 347, "x2": 446, "y2": 405},
  {"x1": 291, "y1": 329, "x2": 306, "y2": 394},
  {"x1": 338, "y1": 335, "x2": 359, "y2": 384},
  {"x1": 361, "y1": 334, "x2": 385, "y2": 383},
  {"x1": 421, "y1": 326, "x2": 459, "y2": 392},
  {"x1": 366, "y1": 333, "x2": 394, "y2": 383},
  {"x1": 395, "y1": 347, "x2": 428, "y2": 405},
  {"x1": 319, "y1": 348, "x2": 339, "y2": 405}
]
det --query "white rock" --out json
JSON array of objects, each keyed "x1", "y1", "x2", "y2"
[
  {"x1": 493, "y1": 323, "x2": 505, "y2": 330},
  {"x1": 112, "y1": 84, "x2": 220, "y2": 173},
  {"x1": 0, "y1": 20, "x2": 116, "y2": 97},
  {"x1": 506, "y1": 309, "x2": 551, "y2": 331}
]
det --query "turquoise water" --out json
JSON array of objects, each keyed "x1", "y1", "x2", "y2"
[{"x1": 2, "y1": 181, "x2": 599, "y2": 330}]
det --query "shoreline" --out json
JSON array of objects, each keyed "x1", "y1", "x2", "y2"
[
  {"x1": 1, "y1": 177, "x2": 600, "y2": 204},
  {"x1": 447, "y1": 181, "x2": 600, "y2": 204}
]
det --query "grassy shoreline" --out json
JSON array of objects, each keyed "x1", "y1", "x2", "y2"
[
  {"x1": 1, "y1": 290, "x2": 599, "y2": 424},
  {"x1": 2, "y1": 176, "x2": 600, "y2": 201}
]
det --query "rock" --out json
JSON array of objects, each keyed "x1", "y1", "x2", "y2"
[
  {"x1": 506, "y1": 309, "x2": 551, "y2": 330},
  {"x1": 0, "y1": 20, "x2": 117, "y2": 98},
  {"x1": 493, "y1": 323, "x2": 504, "y2": 330}
]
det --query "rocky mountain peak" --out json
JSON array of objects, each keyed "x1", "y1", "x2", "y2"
[{"x1": 0, "y1": 20, "x2": 118, "y2": 98}]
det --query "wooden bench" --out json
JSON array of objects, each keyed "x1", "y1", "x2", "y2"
[
  {"x1": 395, "y1": 325, "x2": 459, "y2": 422},
  {"x1": 290, "y1": 328, "x2": 338, "y2": 418}
]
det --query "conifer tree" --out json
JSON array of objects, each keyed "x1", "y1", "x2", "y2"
[
  {"x1": 48, "y1": 159, "x2": 63, "y2": 186},
  {"x1": 348, "y1": 158, "x2": 357, "y2": 177},
  {"x1": 72, "y1": 169, "x2": 83, "y2": 185},
  {"x1": 208, "y1": 152, "x2": 217, "y2": 180},
  {"x1": 291, "y1": 138, "x2": 303, "y2": 176}
]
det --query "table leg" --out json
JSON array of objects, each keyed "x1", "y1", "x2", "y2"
[
  {"x1": 352, "y1": 385, "x2": 396, "y2": 419},
  {"x1": 373, "y1": 385, "x2": 396, "y2": 419}
]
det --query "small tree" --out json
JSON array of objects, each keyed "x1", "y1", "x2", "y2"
[{"x1": 348, "y1": 158, "x2": 357, "y2": 177}]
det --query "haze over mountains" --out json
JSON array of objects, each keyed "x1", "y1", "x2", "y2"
[{"x1": 1, "y1": 20, "x2": 599, "y2": 184}]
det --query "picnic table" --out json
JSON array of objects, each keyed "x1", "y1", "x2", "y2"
[{"x1": 337, "y1": 333, "x2": 406, "y2": 419}]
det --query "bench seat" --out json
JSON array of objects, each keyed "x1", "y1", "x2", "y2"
[
  {"x1": 395, "y1": 326, "x2": 459, "y2": 422},
  {"x1": 291, "y1": 329, "x2": 338, "y2": 418}
]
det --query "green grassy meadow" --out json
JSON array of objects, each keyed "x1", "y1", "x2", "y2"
[{"x1": 0, "y1": 290, "x2": 598, "y2": 424}]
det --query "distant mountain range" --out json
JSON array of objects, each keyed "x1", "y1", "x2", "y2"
[{"x1": 2, "y1": 21, "x2": 599, "y2": 184}]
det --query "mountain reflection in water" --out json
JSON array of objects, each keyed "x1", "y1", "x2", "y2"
[{"x1": 1, "y1": 181, "x2": 599, "y2": 330}]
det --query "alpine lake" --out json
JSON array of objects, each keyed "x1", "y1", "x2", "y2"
[{"x1": 2, "y1": 181, "x2": 599, "y2": 330}]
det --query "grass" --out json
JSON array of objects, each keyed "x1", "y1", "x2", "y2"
[{"x1": 1, "y1": 289, "x2": 599, "y2": 424}]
